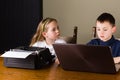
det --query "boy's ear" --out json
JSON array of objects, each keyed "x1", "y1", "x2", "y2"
[{"x1": 112, "y1": 26, "x2": 116, "y2": 33}]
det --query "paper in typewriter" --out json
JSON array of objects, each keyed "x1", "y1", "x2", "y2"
[{"x1": 1, "y1": 51, "x2": 33, "y2": 59}]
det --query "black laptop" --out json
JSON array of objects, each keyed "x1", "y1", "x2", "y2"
[{"x1": 53, "y1": 44, "x2": 120, "y2": 74}]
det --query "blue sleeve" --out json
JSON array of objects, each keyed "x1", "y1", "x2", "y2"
[
  {"x1": 112, "y1": 41, "x2": 120, "y2": 57},
  {"x1": 86, "y1": 39, "x2": 99, "y2": 45}
]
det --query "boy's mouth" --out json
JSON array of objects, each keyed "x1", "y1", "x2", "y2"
[{"x1": 100, "y1": 36, "x2": 105, "y2": 38}]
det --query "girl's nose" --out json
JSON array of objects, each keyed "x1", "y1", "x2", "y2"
[
  {"x1": 56, "y1": 30, "x2": 60, "y2": 35},
  {"x1": 56, "y1": 29, "x2": 60, "y2": 33}
]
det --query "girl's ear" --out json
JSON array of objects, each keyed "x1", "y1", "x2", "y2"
[
  {"x1": 112, "y1": 26, "x2": 116, "y2": 33},
  {"x1": 42, "y1": 32, "x2": 47, "y2": 38}
]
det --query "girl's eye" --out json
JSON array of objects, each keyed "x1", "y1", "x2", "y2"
[
  {"x1": 52, "y1": 28, "x2": 56, "y2": 31},
  {"x1": 57, "y1": 26, "x2": 59, "y2": 30}
]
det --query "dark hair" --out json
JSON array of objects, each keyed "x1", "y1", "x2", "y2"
[{"x1": 97, "y1": 13, "x2": 115, "y2": 26}]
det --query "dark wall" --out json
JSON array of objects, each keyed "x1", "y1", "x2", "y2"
[{"x1": 0, "y1": 0, "x2": 43, "y2": 53}]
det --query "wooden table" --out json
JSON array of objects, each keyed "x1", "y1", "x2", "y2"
[{"x1": 0, "y1": 57, "x2": 120, "y2": 80}]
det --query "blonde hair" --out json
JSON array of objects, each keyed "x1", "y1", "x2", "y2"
[{"x1": 30, "y1": 17, "x2": 57, "y2": 46}]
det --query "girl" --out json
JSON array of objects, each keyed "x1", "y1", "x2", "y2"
[{"x1": 30, "y1": 17, "x2": 66, "y2": 63}]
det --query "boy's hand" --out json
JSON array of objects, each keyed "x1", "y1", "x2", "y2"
[{"x1": 113, "y1": 57, "x2": 120, "y2": 64}]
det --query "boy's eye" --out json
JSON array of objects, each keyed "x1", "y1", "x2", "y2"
[
  {"x1": 97, "y1": 28, "x2": 100, "y2": 31},
  {"x1": 103, "y1": 29, "x2": 107, "y2": 31},
  {"x1": 97, "y1": 28, "x2": 107, "y2": 31}
]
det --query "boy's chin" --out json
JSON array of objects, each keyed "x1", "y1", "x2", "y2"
[{"x1": 100, "y1": 38, "x2": 108, "y2": 42}]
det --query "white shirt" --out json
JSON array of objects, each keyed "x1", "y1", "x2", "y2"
[{"x1": 32, "y1": 39, "x2": 66, "y2": 56}]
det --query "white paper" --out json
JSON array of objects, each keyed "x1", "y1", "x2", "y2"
[
  {"x1": 0, "y1": 51, "x2": 33, "y2": 59},
  {"x1": 115, "y1": 63, "x2": 120, "y2": 72}
]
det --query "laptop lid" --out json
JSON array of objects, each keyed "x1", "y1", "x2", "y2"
[{"x1": 53, "y1": 44, "x2": 117, "y2": 74}]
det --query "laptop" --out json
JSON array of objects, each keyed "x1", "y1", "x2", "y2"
[{"x1": 53, "y1": 44, "x2": 120, "y2": 74}]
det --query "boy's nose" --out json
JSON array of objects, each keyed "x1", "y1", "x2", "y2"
[{"x1": 100, "y1": 31, "x2": 104, "y2": 35}]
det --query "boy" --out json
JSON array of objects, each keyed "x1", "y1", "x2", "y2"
[{"x1": 87, "y1": 13, "x2": 120, "y2": 63}]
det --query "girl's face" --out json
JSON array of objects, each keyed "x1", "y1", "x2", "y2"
[
  {"x1": 43, "y1": 21, "x2": 60, "y2": 41},
  {"x1": 96, "y1": 21, "x2": 116, "y2": 42}
]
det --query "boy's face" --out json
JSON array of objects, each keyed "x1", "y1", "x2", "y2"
[{"x1": 96, "y1": 21, "x2": 116, "y2": 42}]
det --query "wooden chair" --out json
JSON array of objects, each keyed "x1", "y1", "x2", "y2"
[
  {"x1": 60, "y1": 26, "x2": 78, "y2": 44},
  {"x1": 92, "y1": 26, "x2": 97, "y2": 39}
]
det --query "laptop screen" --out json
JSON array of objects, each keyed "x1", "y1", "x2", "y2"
[{"x1": 53, "y1": 44, "x2": 117, "y2": 74}]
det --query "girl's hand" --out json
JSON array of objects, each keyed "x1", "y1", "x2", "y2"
[{"x1": 55, "y1": 58, "x2": 60, "y2": 65}]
